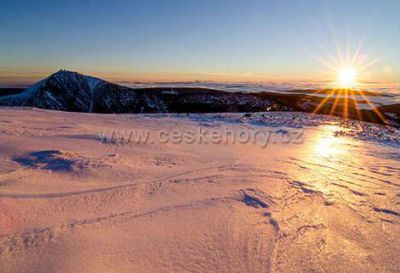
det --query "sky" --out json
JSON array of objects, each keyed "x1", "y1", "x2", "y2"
[{"x1": 0, "y1": 0, "x2": 399, "y2": 85}]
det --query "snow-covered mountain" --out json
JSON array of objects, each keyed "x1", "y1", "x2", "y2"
[
  {"x1": 0, "y1": 70, "x2": 287, "y2": 113},
  {"x1": 0, "y1": 70, "x2": 161, "y2": 112}
]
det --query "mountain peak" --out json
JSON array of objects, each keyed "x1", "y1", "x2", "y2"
[
  {"x1": 0, "y1": 70, "x2": 108, "y2": 111},
  {"x1": 51, "y1": 69, "x2": 85, "y2": 79}
]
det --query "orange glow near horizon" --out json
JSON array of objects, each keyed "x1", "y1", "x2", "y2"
[
  {"x1": 0, "y1": 69, "x2": 331, "y2": 85},
  {"x1": 0, "y1": 64, "x2": 398, "y2": 86}
]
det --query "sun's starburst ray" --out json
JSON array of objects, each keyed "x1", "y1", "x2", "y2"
[
  {"x1": 326, "y1": 52, "x2": 342, "y2": 70},
  {"x1": 346, "y1": 35, "x2": 351, "y2": 65},
  {"x1": 344, "y1": 89, "x2": 349, "y2": 120},
  {"x1": 313, "y1": 89, "x2": 336, "y2": 114},
  {"x1": 351, "y1": 36, "x2": 366, "y2": 67},
  {"x1": 313, "y1": 55, "x2": 339, "y2": 71},
  {"x1": 357, "y1": 55, "x2": 384, "y2": 72},
  {"x1": 316, "y1": 40, "x2": 343, "y2": 69},
  {"x1": 349, "y1": 90, "x2": 363, "y2": 121},
  {"x1": 333, "y1": 37, "x2": 346, "y2": 67},
  {"x1": 329, "y1": 89, "x2": 342, "y2": 116},
  {"x1": 357, "y1": 91, "x2": 387, "y2": 123}
]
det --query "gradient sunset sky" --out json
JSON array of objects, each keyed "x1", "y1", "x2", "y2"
[{"x1": 0, "y1": 0, "x2": 399, "y2": 85}]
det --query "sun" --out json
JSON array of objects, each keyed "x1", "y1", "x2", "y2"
[
  {"x1": 311, "y1": 43, "x2": 387, "y2": 123},
  {"x1": 337, "y1": 67, "x2": 358, "y2": 88}
]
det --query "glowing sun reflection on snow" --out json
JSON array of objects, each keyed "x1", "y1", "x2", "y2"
[
  {"x1": 304, "y1": 125, "x2": 356, "y2": 196},
  {"x1": 314, "y1": 127, "x2": 346, "y2": 158}
]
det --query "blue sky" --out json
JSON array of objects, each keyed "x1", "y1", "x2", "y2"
[{"x1": 0, "y1": 0, "x2": 399, "y2": 84}]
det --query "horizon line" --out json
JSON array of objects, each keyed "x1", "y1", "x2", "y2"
[{"x1": 0, "y1": 69, "x2": 398, "y2": 88}]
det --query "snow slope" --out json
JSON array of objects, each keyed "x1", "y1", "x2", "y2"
[{"x1": 0, "y1": 108, "x2": 399, "y2": 273}]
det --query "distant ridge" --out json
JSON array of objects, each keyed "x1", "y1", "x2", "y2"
[{"x1": 0, "y1": 70, "x2": 288, "y2": 113}]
